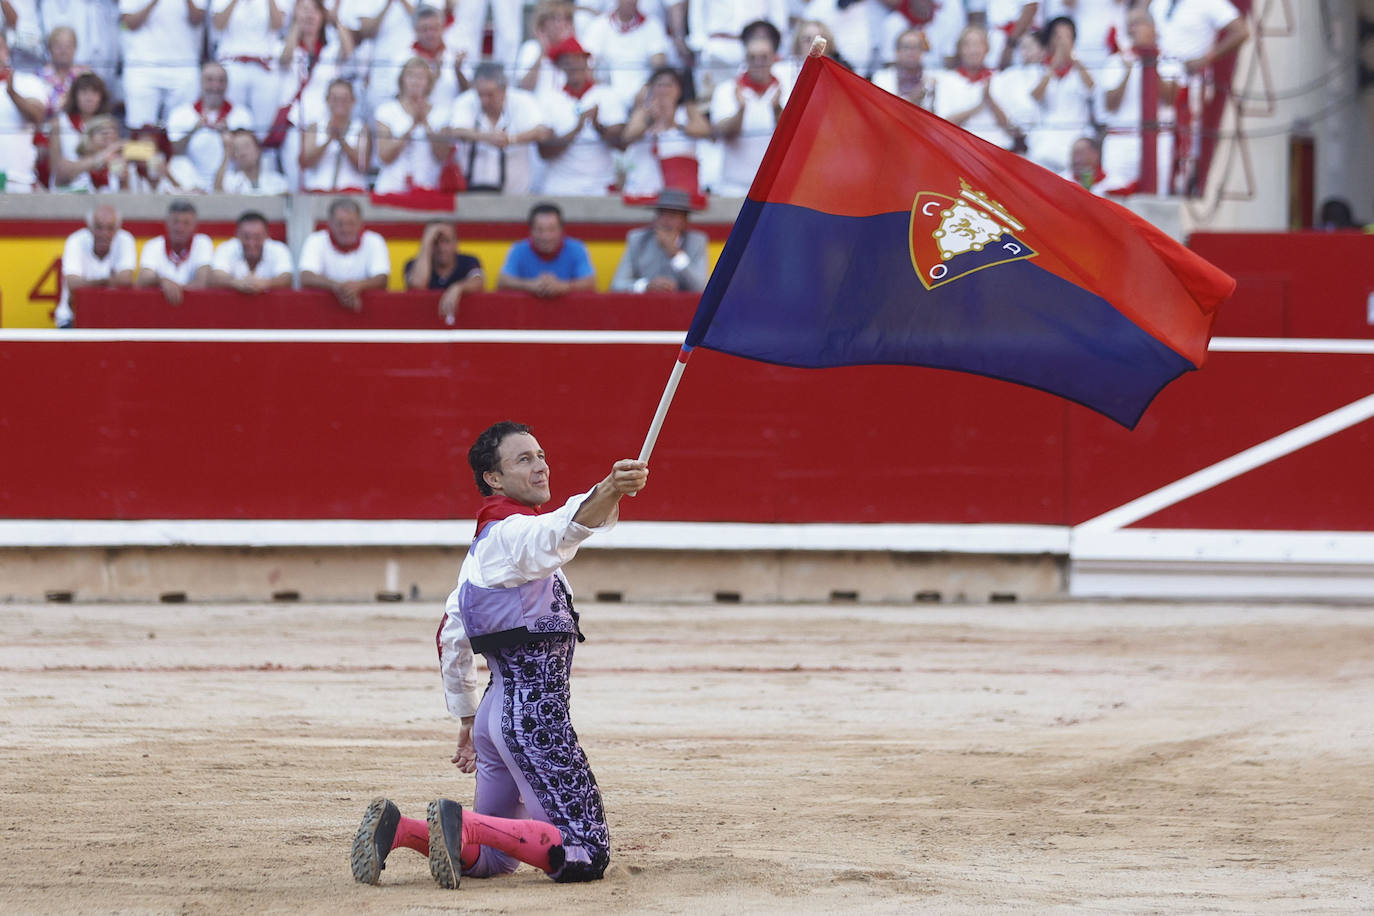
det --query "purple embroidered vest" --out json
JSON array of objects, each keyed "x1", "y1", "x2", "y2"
[{"x1": 457, "y1": 523, "x2": 581, "y2": 654}]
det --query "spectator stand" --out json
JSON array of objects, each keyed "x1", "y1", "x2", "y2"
[{"x1": 0, "y1": 192, "x2": 743, "y2": 327}]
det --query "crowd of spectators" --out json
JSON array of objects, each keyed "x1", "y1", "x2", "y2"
[
  {"x1": 2, "y1": 0, "x2": 1247, "y2": 199},
  {"x1": 57, "y1": 191, "x2": 710, "y2": 325}
]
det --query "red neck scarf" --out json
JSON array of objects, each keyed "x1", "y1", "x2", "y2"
[
  {"x1": 329, "y1": 231, "x2": 362, "y2": 253},
  {"x1": 611, "y1": 9, "x2": 645, "y2": 33},
  {"x1": 412, "y1": 40, "x2": 444, "y2": 60},
  {"x1": 898, "y1": 0, "x2": 938, "y2": 26},
  {"x1": 475, "y1": 494, "x2": 539, "y2": 536},
  {"x1": 531, "y1": 238, "x2": 565, "y2": 262},
  {"x1": 563, "y1": 80, "x2": 596, "y2": 100},
  {"x1": 69, "y1": 112, "x2": 85, "y2": 132},
  {"x1": 738, "y1": 72, "x2": 778, "y2": 95},
  {"x1": 194, "y1": 98, "x2": 233, "y2": 125},
  {"x1": 0, "y1": 68, "x2": 11, "y2": 83},
  {"x1": 1052, "y1": 61, "x2": 1074, "y2": 79},
  {"x1": 165, "y1": 237, "x2": 193, "y2": 265},
  {"x1": 957, "y1": 66, "x2": 992, "y2": 82},
  {"x1": 89, "y1": 165, "x2": 110, "y2": 189}
]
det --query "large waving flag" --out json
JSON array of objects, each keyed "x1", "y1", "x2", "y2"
[{"x1": 683, "y1": 53, "x2": 1235, "y2": 429}]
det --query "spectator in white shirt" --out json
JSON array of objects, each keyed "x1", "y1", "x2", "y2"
[
  {"x1": 874, "y1": 0, "x2": 967, "y2": 71},
  {"x1": 3, "y1": 0, "x2": 45, "y2": 69},
  {"x1": 212, "y1": 0, "x2": 287, "y2": 137},
  {"x1": 137, "y1": 199, "x2": 215, "y2": 305},
  {"x1": 35, "y1": 25, "x2": 85, "y2": 119},
  {"x1": 57, "y1": 203, "x2": 136, "y2": 327},
  {"x1": 276, "y1": 0, "x2": 355, "y2": 190},
  {"x1": 1040, "y1": 0, "x2": 1127, "y2": 68},
  {"x1": 803, "y1": 0, "x2": 888, "y2": 78},
  {"x1": 932, "y1": 25, "x2": 1016, "y2": 149},
  {"x1": 581, "y1": 0, "x2": 671, "y2": 109},
  {"x1": 537, "y1": 36, "x2": 626, "y2": 196},
  {"x1": 299, "y1": 197, "x2": 391, "y2": 310},
  {"x1": 408, "y1": 4, "x2": 467, "y2": 113},
  {"x1": 514, "y1": 0, "x2": 574, "y2": 99},
  {"x1": 299, "y1": 76, "x2": 370, "y2": 191},
  {"x1": 977, "y1": 0, "x2": 1039, "y2": 69},
  {"x1": 118, "y1": 0, "x2": 206, "y2": 128},
  {"x1": 68, "y1": 113, "x2": 136, "y2": 191},
  {"x1": 446, "y1": 62, "x2": 552, "y2": 194},
  {"x1": 871, "y1": 25, "x2": 935, "y2": 108},
  {"x1": 39, "y1": 0, "x2": 122, "y2": 93},
  {"x1": 167, "y1": 62, "x2": 256, "y2": 190},
  {"x1": 709, "y1": 30, "x2": 787, "y2": 197},
  {"x1": 1154, "y1": 0, "x2": 1247, "y2": 76},
  {"x1": 0, "y1": 31, "x2": 47, "y2": 190},
  {"x1": 686, "y1": 0, "x2": 788, "y2": 95},
  {"x1": 47, "y1": 70, "x2": 110, "y2": 189},
  {"x1": 373, "y1": 55, "x2": 450, "y2": 193},
  {"x1": 1024, "y1": 15, "x2": 1094, "y2": 173},
  {"x1": 620, "y1": 65, "x2": 710, "y2": 197},
  {"x1": 1097, "y1": 7, "x2": 1181, "y2": 195},
  {"x1": 339, "y1": 0, "x2": 423, "y2": 113},
  {"x1": 210, "y1": 210, "x2": 294, "y2": 291},
  {"x1": 215, "y1": 127, "x2": 291, "y2": 192},
  {"x1": 449, "y1": 0, "x2": 521, "y2": 76}
]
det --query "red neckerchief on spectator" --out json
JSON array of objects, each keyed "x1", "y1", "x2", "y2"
[
  {"x1": 89, "y1": 165, "x2": 110, "y2": 189},
  {"x1": 70, "y1": 113, "x2": 85, "y2": 132},
  {"x1": 897, "y1": 0, "x2": 937, "y2": 26},
  {"x1": 998, "y1": 20, "x2": 1016, "y2": 35},
  {"x1": 475, "y1": 494, "x2": 539, "y2": 536},
  {"x1": 1052, "y1": 61, "x2": 1074, "y2": 79},
  {"x1": 164, "y1": 237, "x2": 193, "y2": 265},
  {"x1": 532, "y1": 238, "x2": 565, "y2": 262},
  {"x1": 956, "y1": 66, "x2": 992, "y2": 82},
  {"x1": 329, "y1": 231, "x2": 362, "y2": 253},
  {"x1": 563, "y1": 80, "x2": 595, "y2": 100},
  {"x1": 0, "y1": 68, "x2": 12, "y2": 83},
  {"x1": 194, "y1": 98, "x2": 234, "y2": 125},
  {"x1": 412, "y1": 40, "x2": 444, "y2": 60},
  {"x1": 738, "y1": 72, "x2": 778, "y2": 96},
  {"x1": 611, "y1": 9, "x2": 645, "y2": 33}
]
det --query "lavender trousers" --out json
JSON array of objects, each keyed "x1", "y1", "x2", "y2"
[{"x1": 464, "y1": 634, "x2": 610, "y2": 882}]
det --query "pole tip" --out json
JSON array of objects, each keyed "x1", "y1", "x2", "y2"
[{"x1": 807, "y1": 36, "x2": 828, "y2": 58}]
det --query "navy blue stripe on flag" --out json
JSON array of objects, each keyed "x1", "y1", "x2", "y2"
[{"x1": 690, "y1": 199, "x2": 1195, "y2": 428}]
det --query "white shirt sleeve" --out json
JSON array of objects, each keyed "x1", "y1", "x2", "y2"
[
  {"x1": 138, "y1": 238, "x2": 161, "y2": 274},
  {"x1": 165, "y1": 106, "x2": 197, "y2": 144},
  {"x1": 211, "y1": 239, "x2": 239, "y2": 272},
  {"x1": 264, "y1": 240, "x2": 295, "y2": 276},
  {"x1": 190, "y1": 234, "x2": 215, "y2": 271},
  {"x1": 62, "y1": 232, "x2": 85, "y2": 279},
  {"x1": 437, "y1": 597, "x2": 481, "y2": 718},
  {"x1": 471, "y1": 488, "x2": 616, "y2": 589},
  {"x1": 298, "y1": 231, "x2": 326, "y2": 274},
  {"x1": 362, "y1": 231, "x2": 391, "y2": 279},
  {"x1": 114, "y1": 232, "x2": 138, "y2": 273}
]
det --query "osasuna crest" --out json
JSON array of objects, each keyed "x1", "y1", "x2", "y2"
[{"x1": 909, "y1": 179, "x2": 1038, "y2": 290}]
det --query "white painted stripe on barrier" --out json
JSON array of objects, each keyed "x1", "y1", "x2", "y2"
[
  {"x1": 0, "y1": 328, "x2": 689, "y2": 345},
  {"x1": 0, "y1": 519, "x2": 1070, "y2": 553},
  {"x1": 1075, "y1": 391, "x2": 1374, "y2": 534},
  {"x1": 1208, "y1": 338, "x2": 1374, "y2": 354},
  {"x1": 1071, "y1": 528, "x2": 1374, "y2": 564}
]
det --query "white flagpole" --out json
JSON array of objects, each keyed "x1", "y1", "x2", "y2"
[
  {"x1": 637, "y1": 347, "x2": 692, "y2": 463},
  {"x1": 635, "y1": 38, "x2": 826, "y2": 466}
]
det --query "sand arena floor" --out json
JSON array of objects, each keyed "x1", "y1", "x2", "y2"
[{"x1": 1, "y1": 598, "x2": 1371, "y2": 914}]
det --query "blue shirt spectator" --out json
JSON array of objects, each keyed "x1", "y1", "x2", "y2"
[{"x1": 498, "y1": 202, "x2": 597, "y2": 297}]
